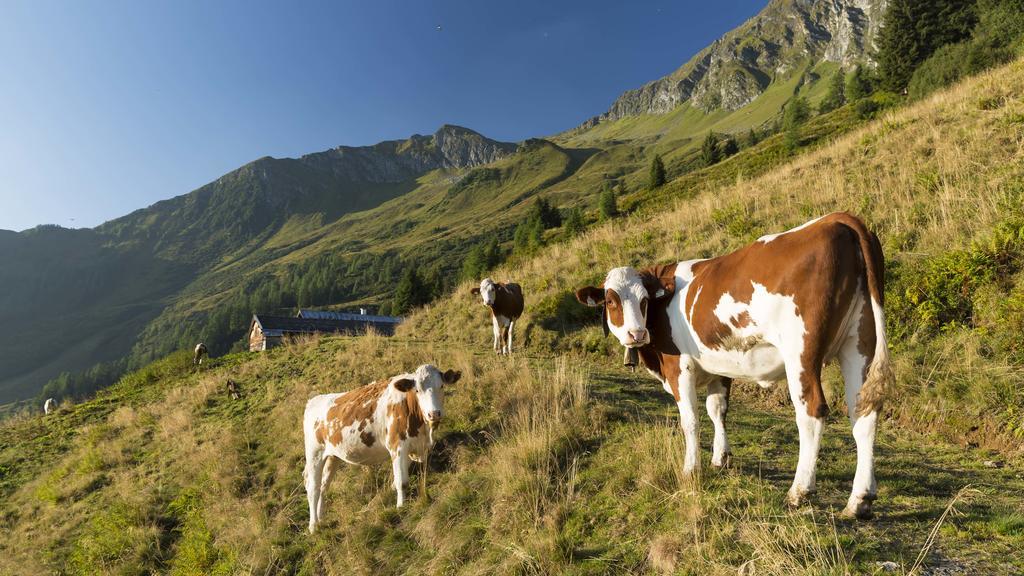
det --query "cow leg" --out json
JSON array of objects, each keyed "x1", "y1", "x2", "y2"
[
  {"x1": 507, "y1": 320, "x2": 515, "y2": 354},
  {"x1": 303, "y1": 447, "x2": 324, "y2": 533},
  {"x1": 499, "y1": 315, "x2": 509, "y2": 355},
  {"x1": 676, "y1": 359, "x2": 701, "y2": 477},
  {"x1": 317, "y1": 456, "x2": 340, "y2": 521},
  {"x1": 491, "y1": 315, "x2": 500, "y2": 353},
  {"x1": 839, "y1": 335, "x2": 878, "y2": 519},
  {"x1": 784, "y1": 356, "x2": 825, "y2": 507},
  {"x1": 706, "y1": 377, "x2": 732, "y2": 468},
  {"x1": 392, "y1": 447, "x2": 411, "y2": 507}
]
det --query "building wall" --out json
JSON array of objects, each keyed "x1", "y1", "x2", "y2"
[{"x1": 249, "y1": 325, "x2": 266, "y2": 352}]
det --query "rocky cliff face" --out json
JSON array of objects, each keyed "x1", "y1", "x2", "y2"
[
  {"x1": 585, "y1": 0, "x2": 887, "y2": 126},
  {"x1": 298, "y1": 125, "x2": 517, "y2": 184}
]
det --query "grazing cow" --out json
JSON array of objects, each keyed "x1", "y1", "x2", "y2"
[
  {"x1": 575, "y1": 212, "x2": 891, "y2": 519},
  {"x1": 43, "y1": 398, "x2": 56, "y2": 415},
  {"x1": 471, "y1": 278, "x2": 524, "y2": 355},
  {"x1": 303, "y1": 364, "x2": 461, "y2": 532},
  {"x1": 193, "y1": 343, "x2": 208, "y2": 366},
  {"x1": 226, "y1": 379, "x2": 240, "y2": 400}
]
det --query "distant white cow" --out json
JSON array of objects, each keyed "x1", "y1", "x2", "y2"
[
  {"x1": 43, "y1": 398, "x2": 56, "y2": 415},
  {"x1": 303, "y1": 364, "x2": 461, "y2": 533},
  {"x1": 193, "y1": 343, "x2": 209, "y2": 366}
]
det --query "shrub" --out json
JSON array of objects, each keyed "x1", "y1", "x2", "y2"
[
  {"x1": 720, "y1": 136, "x2": 739, "y2": 158},
  {"x1": 888, "y1": 207, "x2": 1024, "y2": 338},
  {"x1": 854, "y1": 99, "x2": 881, "y2": 120},
  {"x1": 711, "y1": 202, "x2": 759, "y2": 239}
]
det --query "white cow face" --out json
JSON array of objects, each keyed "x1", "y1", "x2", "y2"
[
  {"x1": 393, "y1": 364, "x2": 461, "y2": 424},
  {"x1": 471, "y1": 278, "x2": 498, "y2": 306},
  {"x1": 575, "y1": 267, "x2": 674, "y2": 348}
]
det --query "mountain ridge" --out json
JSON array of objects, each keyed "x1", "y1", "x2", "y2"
[
  {"x1": 575, "y1": 0, "x2": 887, "y2": 131},
  {"x1": 0, "y1": 124, "x2": 517, "y2": 403}
]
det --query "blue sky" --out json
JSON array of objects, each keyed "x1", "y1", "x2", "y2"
[{"x1": 0, "y1": 1, "x2": 763, "y2": 231}]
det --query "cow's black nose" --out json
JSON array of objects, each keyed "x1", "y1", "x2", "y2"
[{"x1": 428, "y1": 410, "x2": 442, "y2": 422}]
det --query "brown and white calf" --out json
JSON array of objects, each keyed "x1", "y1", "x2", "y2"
[
  {"x1": 302, "y1": 364, "x2": 461, "y2": 532},
  {"x1": 193, "y1": 343, "x2": 208, "y2": 366},
  {"x1": 575, "y1": 212, "x2": 891, "y2": 518},
  {"x1": 471, "y1": 278, "x2": 524, "y2": 354}
]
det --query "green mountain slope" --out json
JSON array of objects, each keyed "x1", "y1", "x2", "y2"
[{"x1": 0, "y1": 126, "x2": 516, "y2": 404}]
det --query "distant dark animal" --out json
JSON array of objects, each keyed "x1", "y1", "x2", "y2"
[
  {"x1": 193, "y1": 343, "x2": 209, "y2": 366},
  {"x1": 575, "y1": 212, "x2": 892, "y2": 519},
  {"x1": 471, "y1": 278, "x2": 524, "y2": 355},
  {"x1": 303, "y1": 364, "x2": 461, "y2": 532},
  {"x1": 226, "y1": 379, "x2": 240, "y2": 400},
  {"x1": 44, "y1": 398, "x2": 56, "y2": 415}
]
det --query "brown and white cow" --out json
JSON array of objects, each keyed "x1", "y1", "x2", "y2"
[
  {"x1": 575, "y1": 212, "x2": 891, "y2": 518},
  {"x1": 193, "y1": 343, "x2": 208, "y2": 366},
  {"x1": 302, "y1": 364, "x2": 461, "y2": 532},
  {"x1": 471, "y1": 278, "x2": 524, "y2": 354}
]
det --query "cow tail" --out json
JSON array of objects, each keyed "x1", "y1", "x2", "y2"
[{"x1": 835, "y1": 212, "x2": 893, "y2": 416}]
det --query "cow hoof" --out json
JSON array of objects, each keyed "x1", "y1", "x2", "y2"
[
  {"x1": 786, "y1": 488, "x2": 815, "y2": 508},
  {"x1": 842, "y1": 495, "x2": 876, "y2": 520},
  {"x1": 711, "y1": 452, "x2": 732, "y2": 469}
]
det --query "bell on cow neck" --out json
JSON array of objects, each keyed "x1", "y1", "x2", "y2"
[{"x1": 623, "y1": 347, "x2": 639, "y2": 372}]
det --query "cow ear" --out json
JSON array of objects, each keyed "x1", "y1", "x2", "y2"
[
  {"x1": 442, "y1": 369, "x2": 462, "y2": 384},
  {"x1": 392, "y1": 378, "x2": 415, "y2": 392},
  {"x1": 470, "y1": 287, "x2": 480, "y2": 295},
  {"x1": 641, "y1": 269, "x2": 676, "y2": 300},
  {"x1": 575, "y1": 286, "x2": 605, "y2": 307}
]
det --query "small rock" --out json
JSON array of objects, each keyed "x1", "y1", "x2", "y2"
[
  {"x1": 983, "y1": 460, "x2": 1004, "y2": 469},
  {"x1": 877, "y1": 561, "x2": 900, "y2": 572}
]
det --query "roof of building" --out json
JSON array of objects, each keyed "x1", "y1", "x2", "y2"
[
  {"x1": 296, "y1": 308, "x2": 402, "y2": 324},
  {"x1": 250, "y1": 313, "x2": 400, "y2": 337}
]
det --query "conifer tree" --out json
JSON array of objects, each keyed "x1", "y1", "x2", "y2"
[
  {"x1": 564, "y1": 207, "x2": 585, "y2": 236},
  {"x1": 647, "y1": 154, "x2": 667, "y2": 190},
  {"x1": 599, "y1": 188, "x2": 618, "y2": 220},
  {"x1": 819, "y1": 68, "x2": 846, "y2": 112},
  {"x1": 721, "y1": 136, "x2": 739, "y2": 158},
  {"x1": 701, "y1": 131, "x2": 720, "y2": 167},
  {"x1": 846, "y1": 65, "x2": 874, "y2": 100}
]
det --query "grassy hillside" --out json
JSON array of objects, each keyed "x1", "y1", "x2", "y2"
[
  {"x1": 4, "y1": 58, "x2": 1024, "y2": 575},
  {"x1": 405, "y1": 57, "x2": 1024, "y2": 452},
  {"x1": 2, "y1": 336, "x2": 1021, "y2": 575}
]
